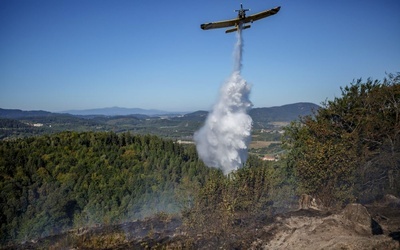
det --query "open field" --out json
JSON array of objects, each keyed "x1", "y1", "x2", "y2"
[{"x1": 250, "y1": 140, "x2": 281, "y2": 149}]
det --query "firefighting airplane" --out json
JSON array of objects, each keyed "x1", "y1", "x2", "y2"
[{"x1": 200, "y1": 4, "x2": 281, "y2": 33}]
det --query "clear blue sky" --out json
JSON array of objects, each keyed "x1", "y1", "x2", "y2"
[{"x1": 1, "y1": 0, "x2": 399, "y2": 112}]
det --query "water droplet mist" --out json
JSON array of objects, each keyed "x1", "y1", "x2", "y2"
[{"x1": 194, "y1": 27, "x2": 253, "y2": 175}]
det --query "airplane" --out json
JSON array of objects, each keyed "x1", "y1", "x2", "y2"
[{"x1": 200, "y1": 4, "x2": 281, "y2": 33}]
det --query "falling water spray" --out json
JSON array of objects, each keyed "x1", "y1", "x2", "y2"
[{"x1": 194, "y1": 26, "x2": 253, "y2": 175}]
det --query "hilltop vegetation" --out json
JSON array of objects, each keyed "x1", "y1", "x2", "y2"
[{"x1": 283, "y1": 73, "x2": 400, "y2": 206}]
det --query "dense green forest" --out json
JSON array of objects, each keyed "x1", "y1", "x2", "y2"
[{"x1": 0, "y1": 132, "x2": 215, "y2": 243}]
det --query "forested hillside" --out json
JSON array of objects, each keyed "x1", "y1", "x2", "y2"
[
  {"x1": 250, "y1": 102, "x2": 320, "y2": 128},
  {"x1": 0, "y1": 132, "x2": 214, "y2": 243},
  {"x1": 0, "y1": 131, "x2": 294, "y2": 246}
]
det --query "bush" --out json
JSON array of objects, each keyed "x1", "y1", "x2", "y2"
[{"x1": 283, "y1": 73, "x2": 400, "y2": 206}]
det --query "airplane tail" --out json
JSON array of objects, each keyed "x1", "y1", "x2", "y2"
[{"x1": 235, "y1": 3, "x2": 249, "y2": 12}]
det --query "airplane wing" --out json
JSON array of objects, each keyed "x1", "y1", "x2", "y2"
[
  {"x1": 243, "y1": 6, "x2": 281, "y2": 23},
  {"x1": 200, "y1": 18, "x2": 238, "y2": 30}
]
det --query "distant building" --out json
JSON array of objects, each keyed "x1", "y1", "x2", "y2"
[
  {"x1": 262, "y1": 155, "x2": 277, "y2": 161},
  {"x1": 32, "y1": 123, "x2": 43, "y2": 127},
  {"x1": 176, "y1": 140, "x2": 194, "y2": 144}
]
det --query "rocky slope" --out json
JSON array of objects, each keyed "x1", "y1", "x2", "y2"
[{"x1": 253, "y1": 204, "x2": 399, "y2": 249}]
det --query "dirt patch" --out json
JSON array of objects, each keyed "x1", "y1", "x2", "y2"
[
  {"x1": 256, "y1": 202, "x2": 400, "y2": 250},
  {"x1": 250, "y1": 140, "x2": 280, "y2": 149}
]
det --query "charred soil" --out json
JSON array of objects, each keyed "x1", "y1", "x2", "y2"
[{"x1": 3, "y1": 199, "x2": 400, "y2": 250}]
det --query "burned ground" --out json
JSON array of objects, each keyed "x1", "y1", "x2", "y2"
[{"x1": 3, "y1": 197, "x2": 399, "y2": 250}]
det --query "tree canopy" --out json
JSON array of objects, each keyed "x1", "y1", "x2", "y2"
[{"x1": 0, "y1": 131, "x2": 212, "y2": 243}]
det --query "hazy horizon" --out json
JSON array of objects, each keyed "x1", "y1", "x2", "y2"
[{"x1": 1, "y1": 101, "x2": 320, "y2": 114}]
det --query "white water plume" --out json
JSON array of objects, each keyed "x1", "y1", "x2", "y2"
[{"x1": 194, "y1": 27, "x2": 253, "y2": 175}]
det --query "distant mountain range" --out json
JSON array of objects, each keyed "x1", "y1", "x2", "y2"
[
  {"x1": 0, "y1": 109, "x2": 54, "y2": 119},
  {"x1": 61, "y1": 107, "x2": 182, "y2": 116},
  {"x1": 0, "y1": 103, "x2": 320, "y2": 120},
  {"x1": 61, "y1": 103, "x2": 320, "y2": 118},
  {"x1": 250, "y1": 102, "x2": 319, "y2": 123}
]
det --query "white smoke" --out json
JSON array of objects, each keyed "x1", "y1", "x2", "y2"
[{"x1": 194, "y1": 27, "x2": 253, "y2": 175}]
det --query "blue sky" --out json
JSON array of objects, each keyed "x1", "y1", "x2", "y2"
[{"x1": 1, "y1": 0, "x2": 399, "y2": 112}]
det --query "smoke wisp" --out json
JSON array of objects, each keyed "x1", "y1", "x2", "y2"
[{"x1": 194, "y1": 28, "x2": 253, "y2": 175}]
